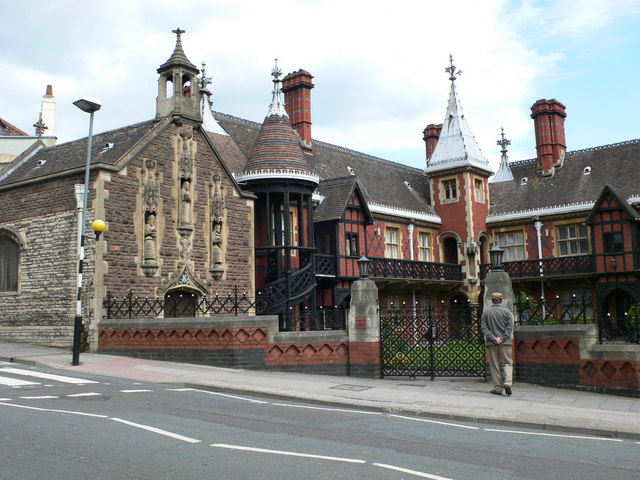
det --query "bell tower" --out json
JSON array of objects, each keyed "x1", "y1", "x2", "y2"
[{"x1": 156, "y1": 28, "x2": 201, "y2": 121}]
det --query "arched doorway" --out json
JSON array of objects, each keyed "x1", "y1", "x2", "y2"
[
  {"x1": 443, "y1": 237, "x2": 459, "y2": 264},
  {"x1": 164, "y1": 289, "x2": 198, "y2": 318}
]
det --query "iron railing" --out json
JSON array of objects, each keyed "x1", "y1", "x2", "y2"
[
  {"x1": 380, "y1": 304, "x2": 485, "y2": 379},
  {"x1": 514, "y1": 293, "x2": 639, "y2": 344},
  {"x1": 480, "y1": 255, "x2": 593, "y2": 279},
  {"x1": 279, "y1": 306, "x2": 348, "y2": 331},
  {"x1": 105, "y1": 286, "x2": 255, "y2": 319},
  {"x1": 369, "y1": 258, "x2": 462, "y2": 281}
]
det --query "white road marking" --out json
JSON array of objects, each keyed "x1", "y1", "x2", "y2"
[
  {"x1": 0, "y1": 397, "x2": 12, "y2": 401},
  {"x1": 484, "y1": 428, "x2": 623, "y2": 441},
  {"x1": 19, "y1": 395, "x2": 58, "y2": 400},
  {"x1": 193, "y1": 389, "x2": 268, "y2": 404},
  {"x1": 166, "y1": 388, "x2": 197, "y2": 392},
  {"x1": 0, "y1": 375, "x2": 39, "y2": 386},
  {"x1": 0, "y1": 401, "x2": 108, "y2": 418},
  {"x1": 390, "y1": 414, "x2": 479, "y2": 430},
  {"x1": 211, "y1": 443, "x2": 366, "y2": 463},
  {"x1": 272, "y1": 402, "x2": 381, "y2": 415},
  {"x1": 120, "y1": 389, "x2": 153, "y2": 393},
  {"x1": 66, "y1": 392, "x2": 102, "y2": 398},
  {"x1": 0, "y1": 367, "x2": 98, "y2": 384},
  {"x1": 110, "y1": 417, "x2": 201, "y2": 443},
  {"x1": 373, "y1": 463, "x2": 456, "y2": 479}
]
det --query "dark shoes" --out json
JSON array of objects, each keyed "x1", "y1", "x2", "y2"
[
  {"x1": 504, "y1": 385, "x2": 512, "y2": 396},
  {"x1": 490, "y1": 389, "x2": 502, "y2": 395}
]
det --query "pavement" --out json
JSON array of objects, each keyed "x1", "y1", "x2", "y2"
[{"x1": 1, "y1": 341, "x2": 639, "y2": 440}]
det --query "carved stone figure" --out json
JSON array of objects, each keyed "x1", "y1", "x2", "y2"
[
  {"x1": 180, "y1": 180, "x2": 192, "y2": 225},
  {"x1": 209, "y1": 174, "x2": 225, "y2": 279},
  {"x1": 143, "y1": 213, "x2": 157, "y2": 263}
]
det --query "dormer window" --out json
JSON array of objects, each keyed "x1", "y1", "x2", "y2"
[
  {"x1": 520, "y1": 177, "x2": 528, "y2": 185},
  {"x1": 100, "y1": 142, "x2": 114, "y2": 153},
  {"x1": 583, "y1": 166, "x2": 591, "y2": 175},
  {"x1": 34, "y1": 159, "x2": 47, "y2": 168},
  {"x1": 347, "y1": 166, "x2": 355, "y2": 175}
]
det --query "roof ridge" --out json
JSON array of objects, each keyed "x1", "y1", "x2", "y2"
[{"x1": 213, "y1": 110, "x2": 424, "y2": 174}]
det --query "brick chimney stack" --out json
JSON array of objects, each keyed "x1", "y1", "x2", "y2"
[
  {"x1": 530, "y1": 99, "x2": 567, "y2": 176},
  {"x1": 423, "y1": 123, "x2": 442, "y2": 160},
  {"x1": 282, "y1": 69, "x2": 314, "y2": 150}
]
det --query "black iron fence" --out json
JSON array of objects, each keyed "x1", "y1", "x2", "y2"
[
  {"x1": 104, "y1": 286, "x2": 347, "y2": 332},
  {"x1": 369, "y1": 258, "x2": 462, "y2": 281},
  {"x1": 380, "y1": 304, "x2": 485, "y2": 379},
  {"x1": 279, "y1": 306, "x2": 348, "y2": 331},
  {"x1": 480, "y1": 255, "x2": 593, "y2": 279},
  {"x1": 514, "y1": 293, "x2": 639, "y2": 344},
  {"x1": 105, "y1": 286, "x2": 256, "y2": 319}
]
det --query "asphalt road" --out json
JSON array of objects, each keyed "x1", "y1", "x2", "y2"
[{"x1": 1, "y1": 361, "x2": 639, "y2": 480}]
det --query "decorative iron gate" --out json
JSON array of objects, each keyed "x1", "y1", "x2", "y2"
[{"x1": 380, "y1": 304, "x2": 486, "y2": 379}]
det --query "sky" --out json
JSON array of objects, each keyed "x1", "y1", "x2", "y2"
[{"x1": 2, "y1": 0, "x2": 640, "y2": 172}]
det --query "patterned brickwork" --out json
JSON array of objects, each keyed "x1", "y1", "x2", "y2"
[
  {"x1": 514, "y1": 335, "x2": 640, "y2": 395},
  {"x1": 99, "y1": 326, "x2": 268, "y2": 350}
]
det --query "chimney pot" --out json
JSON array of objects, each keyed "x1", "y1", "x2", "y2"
[
  {"x1": 531, "y1": 99, "x2": 566, "y2": 176},
  {"x1": 423, "y1": 123, "x2": 442, "y2": 160},
  {"x1": 282, "y1": 69, "x2": 314, "y2": 150}
]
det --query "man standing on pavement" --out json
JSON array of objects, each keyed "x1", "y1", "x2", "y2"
[{"x1": 481, "y1": 292, "x2": 514, "y2": 396}]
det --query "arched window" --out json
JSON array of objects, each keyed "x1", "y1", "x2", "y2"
[{"x1": 0, "y1": 232, "x2": 20, "y2": 292}]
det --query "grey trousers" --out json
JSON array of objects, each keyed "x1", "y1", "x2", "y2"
[{"x1": 487, "y1": 344, "x2": 513, "y2": 391}]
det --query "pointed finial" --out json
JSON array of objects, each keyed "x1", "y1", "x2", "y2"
[
  {"x1": 271, "y1": 58, "x2": 282, "y2": 83},
  {"x1": 497, "y1": 127, "x2": 511, "y2": 154},
  {"x1": 267, "y1": 58, "x2": 287, "y2": 117},
  {"x1": 33, "y1": 113, "x2": 48, "y2": 137},
  {"x1": 199, "y1": 61, "x2": 212, "y2": 91},
  {"x1": 445, "y1": 54, "x2": 462, "y2": 82}
]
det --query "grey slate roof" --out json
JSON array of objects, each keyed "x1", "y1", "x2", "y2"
[
  {"x1": 213, "y1": 112, "x2": 436, "y2": 219},
  {"x1": 315, "y1": 176, "x2": 373, "y2": 224},
  {"x1": 488, "y1": 139, "x2": 640, "y2": 219},
  {"x1": 0, "y1": 120, "x2": 156, "y2": 188}
]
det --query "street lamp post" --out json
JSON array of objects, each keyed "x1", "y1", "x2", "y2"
[{"x1": 72, "y1": 97, "x2": 101, "y2": 366}]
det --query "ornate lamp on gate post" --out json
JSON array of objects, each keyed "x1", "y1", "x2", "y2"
[
  {"x1": 489, "y1": 245, "x2": 505, "y2": 271},
  {"x1": 357, "y1": 255, "x2": 371, "y2": 278},
  {"x1": 72, "y1": 97, "x2": 101, "y2": 366}
]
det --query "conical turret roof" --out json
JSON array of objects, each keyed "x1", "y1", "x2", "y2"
[
  {"x1": 425, "y1": 56, "x2": 492, "y2": 175},
  {"x1": 237, "y1": 61, "x2": 318, "y2": 185}
]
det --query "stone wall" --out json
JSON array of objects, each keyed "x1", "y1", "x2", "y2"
[
  {"x1": 514, "y1": 324, "x2": 640, "y2": 397},
  {"x1": 0, "y1": 176, "x2": 82, "y2": 347}
]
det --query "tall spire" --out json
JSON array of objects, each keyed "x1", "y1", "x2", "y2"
[
  {"x1": 491, "y1": 127, "x2": 514, "y2": 182},
  {"x1": 267, "y1": 59, "x2": 288, "y2": 117},
  {"x1": 425, "y1": 55, "x2": 492, "y2": 175}
]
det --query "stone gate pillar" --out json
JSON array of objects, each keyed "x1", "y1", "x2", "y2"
[{"x1": 347, "y1": 277, "x2": 381, "y2": 378}]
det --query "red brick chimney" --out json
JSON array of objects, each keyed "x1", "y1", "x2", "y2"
[
  {"x1": 282, "y1": 69, "x2": 314, "y2": 150},
  {"x1": 530, "y1": 99, "x2": 567, "y2": 176},
  {"x1": 423, "y1": 124, "x2": 442, "y2": 160}
]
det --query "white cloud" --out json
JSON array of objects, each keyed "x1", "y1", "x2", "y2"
[{"x1": 2, "y1": 0, "x2": 640, "y2": 170}]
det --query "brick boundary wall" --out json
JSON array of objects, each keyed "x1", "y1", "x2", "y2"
[
  {"x1": 98, "y1": 316, "x2": 377, "y2": 376},
  {"x1": 514, "y1": 325, "x2": 640, "y2": 397}
]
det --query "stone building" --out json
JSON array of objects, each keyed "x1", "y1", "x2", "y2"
[
  {"x1": 1, "y1": 29, "x2": 639, "y2": 350},
  {"x1": 0, "y1": 30, "x2": 254, "y2": 347}
]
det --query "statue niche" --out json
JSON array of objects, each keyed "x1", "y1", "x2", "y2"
[
  {"x1": 209, "y1": 174, "x2": 225, "y2": 280},
  {"x1": 141, "y1": 159, "x2": 160, "y2": 276}
]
